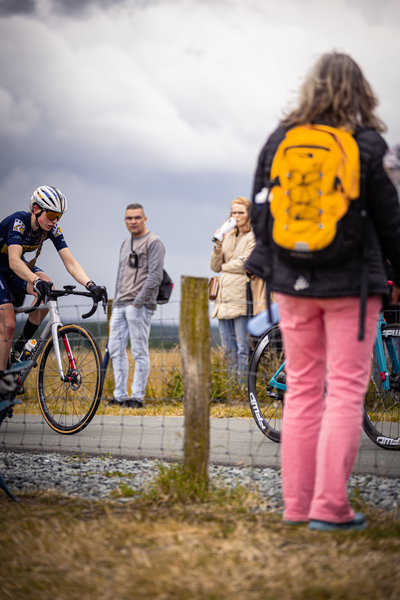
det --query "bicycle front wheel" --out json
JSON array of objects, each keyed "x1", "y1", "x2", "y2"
[
  {"x1": 37, "y1": 325, "x2": 103, "y2": 434},
  {"x1": 363, "y1": 323, "x2": 400, "y2": 450},
  {"x1": 248, "y1": 325, "x2": 285, "y2": 443}
]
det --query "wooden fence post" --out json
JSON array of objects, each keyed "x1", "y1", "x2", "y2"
[{"x1": 179, "y1": 276, "x2": 210, "y2": 484}]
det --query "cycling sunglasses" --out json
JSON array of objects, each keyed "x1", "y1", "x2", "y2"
[{"x1": 45, "y1": 210, "x2": 62, "y2": 221}]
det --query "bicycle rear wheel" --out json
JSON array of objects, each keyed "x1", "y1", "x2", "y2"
[
  {"x1": 37, "y1": 325, "x2": 103, "y2": 434},
  {"x1": 248, "y1": 325, "x2": 284, "y2": 443},
  {"x1": 363, "y1": 323, "x2": 400, "y2": 450}
]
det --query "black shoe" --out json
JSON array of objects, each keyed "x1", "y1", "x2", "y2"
[
  {"x1": 107, "y1": 398, "x2": 127, "y2": 407},
  {"x1": 123, "y1": 399, "x2": 143, "y2": 409}
]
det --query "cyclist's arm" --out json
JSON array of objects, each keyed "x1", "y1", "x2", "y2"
[
  {"x1": 58, "y1": 247, "x2": 92, "y2": 287},
  {"x1": 392, "y1": 286, "x2": 400, "y2": 305},
  {"x1": 8, "y1": 244, "x2": 39, "y2": 285}
]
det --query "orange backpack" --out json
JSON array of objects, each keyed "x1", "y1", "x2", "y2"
[{"x1": 269, "y1": 124, "x2": 361, "y2": 265}]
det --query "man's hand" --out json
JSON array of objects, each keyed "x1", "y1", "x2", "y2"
[{"x1": 33, "y1": 278, "x2": 53, "y2": 299}]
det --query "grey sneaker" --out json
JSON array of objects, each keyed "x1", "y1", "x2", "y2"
[{"x1": 309, "y1": 512, "x2": 367, "y2": 532}]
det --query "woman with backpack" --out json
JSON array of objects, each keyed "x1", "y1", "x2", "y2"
[{"x1": 248, "y1": 52, "x2": 400, "y2": 531}]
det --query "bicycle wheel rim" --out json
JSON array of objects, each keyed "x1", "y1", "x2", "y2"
[
  {"x1": 37, "y1": 325, "x2": 103, "y2": 434},
  {"x1": 248, "y1": 325, "x2": 284, "y2": 443},
  {"x1": 363, "y1": 323, "x2": 400, "y2": 450}
]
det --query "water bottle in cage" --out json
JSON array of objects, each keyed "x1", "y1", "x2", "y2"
[{"x1": 17, "y1": 339, "x2": 37, "y2": 362}]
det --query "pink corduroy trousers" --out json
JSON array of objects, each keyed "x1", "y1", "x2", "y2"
[{"x1": 276, "y1": 293, "x2": 381, "y2": 523}]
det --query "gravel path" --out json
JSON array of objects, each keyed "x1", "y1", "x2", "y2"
[{"x1": 1, "y1": 451, "x2": 399, "y2": 515}]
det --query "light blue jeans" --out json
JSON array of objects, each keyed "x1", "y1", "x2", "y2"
[
  {"x1": 108, "y1": 304, "x2": 155, "y2": 401},
  {"x1": 218, "y1": 316, "x2": 250, "y2": 384}
]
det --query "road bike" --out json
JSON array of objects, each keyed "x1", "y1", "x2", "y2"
[
  {"x1": 8, "y1": 286, "x2": 106, "y2": 435},
  {"x1": 248, "y1": 310, "x2": 400, "y2": 450}
]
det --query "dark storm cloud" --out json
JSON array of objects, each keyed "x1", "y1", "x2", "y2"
[
  {"x1": 0, "y1": 0, "x2": 163, "y2": 19},
  {"x1": 50, "y1": 0, "x2": 161, "y2": 17},
  {"x1": 0, "y1": 0, "x2": 35, "y2": 16}
]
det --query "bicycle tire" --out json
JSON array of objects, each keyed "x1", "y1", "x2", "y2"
[
  {"x1": 363, "y1": 323, "x2": 400, "y2": 450},
  {"x1": 37, "y1": 324, "x2": 103, "y2": 434},
  {"x1": 248, "y1": 325, "x2": 284, "y2": 443}
]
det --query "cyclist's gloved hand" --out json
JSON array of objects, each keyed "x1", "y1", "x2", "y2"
[
  {"x1": 33, "y1": 278, "x2": 53, "y2": 299},
  {"x1": 85, "y1": 281, "x2": 108, "y2": 302}
]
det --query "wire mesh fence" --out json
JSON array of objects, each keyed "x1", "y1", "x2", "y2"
[{"x1": 0, "y1": 296, "x2": 399, "y2": 512}]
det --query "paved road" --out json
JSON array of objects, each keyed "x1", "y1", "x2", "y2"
[{"x1": 0, "y1": 415, "x2": 399, "y2": 477}]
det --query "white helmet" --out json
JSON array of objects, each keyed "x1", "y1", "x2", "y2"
[{"x1": 30, "y1": 186, "x2": 67, "y2": 215}]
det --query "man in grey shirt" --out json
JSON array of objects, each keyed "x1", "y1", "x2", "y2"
[{"x1": 108, "y1": 204, "x2": 165, "y2": 408}]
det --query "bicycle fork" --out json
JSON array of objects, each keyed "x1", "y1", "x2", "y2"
[{"x1": 49, "y1": 309, "x2": 79, "y2": 383}]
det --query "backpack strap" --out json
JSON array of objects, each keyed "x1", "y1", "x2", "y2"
[
  {"x1": 358, "y1": 208, "x2": 369, "y2": 341},
  {"x1": 354, "y1": 128, "x2": 369, "y2": 341}
]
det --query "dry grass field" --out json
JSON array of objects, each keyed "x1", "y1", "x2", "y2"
[
  {"x1": 13, "y1": 345, "x2": 254, "y2": 419},
  {"x1": 0, "y1": 466, "x2": 399, "y2": 600}
]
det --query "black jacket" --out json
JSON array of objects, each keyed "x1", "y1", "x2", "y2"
[{"x1": 246, "y1": 125, "x2": 400, "y2": 302}]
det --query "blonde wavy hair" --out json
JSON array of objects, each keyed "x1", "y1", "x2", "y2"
[
  {"x1": 282, "y1": 52, "x2": 386, "y2": 133},
  {"x1": 230, "y1": 196, "x2": 251, "y2": 235}
]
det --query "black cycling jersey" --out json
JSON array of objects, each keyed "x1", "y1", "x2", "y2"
[{"x1": 0, "y1": 210, "x2": 68, "y2": 270}]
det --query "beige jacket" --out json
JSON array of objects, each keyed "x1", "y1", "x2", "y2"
[
  {"x1": 250, "y1": 275, "x2": 267, "y2": 316},
  {"x1": 210, "y1": 230, "x2": 256, "y2": 319}
]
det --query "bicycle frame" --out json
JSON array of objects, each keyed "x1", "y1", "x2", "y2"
[
  {"x1": 374, "y1": 313, "x2": 400, "y2": 389},
  {"x1": 15, "y1": 299, "x2": 64, "y2": 387},
  {"x1": 13, "y1": 286, "x2": 105, "y2": 391},
  {"x1": 268, "y1": 311, "x2": 399, "y2": 393}
]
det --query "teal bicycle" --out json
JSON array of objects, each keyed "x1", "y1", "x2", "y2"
[{"x1": 248, "y1": 310, "x2": 400, "y2": 450}]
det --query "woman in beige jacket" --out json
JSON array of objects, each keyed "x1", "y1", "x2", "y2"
[{"x1": 210, "y1": 197, "x2": 256, "y2": 383}]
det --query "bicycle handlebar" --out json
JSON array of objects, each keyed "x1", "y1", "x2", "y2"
[
  {"x1": 14, "y1": 294, "x2": 42, "y2": 315},
  {"x1": 15, "y1": 286, "x2": 107, "y2": 319}
]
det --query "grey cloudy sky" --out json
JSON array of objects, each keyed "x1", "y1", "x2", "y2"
[{"x1": 1, "y1": 0, "x2": 399, "y2": 322}]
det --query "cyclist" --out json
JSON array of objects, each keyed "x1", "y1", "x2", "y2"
[{"x1": 0, "y1": 185, "x2": 107, "y2": 372}]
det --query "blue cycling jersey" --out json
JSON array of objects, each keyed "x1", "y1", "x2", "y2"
[{"x1": 0, "y1": 211, "x2": 68, "y2": 270}]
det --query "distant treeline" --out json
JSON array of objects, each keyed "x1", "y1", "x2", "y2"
[{"x1": 17, "y1": 320, "x2": 222, "y2": 350}]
